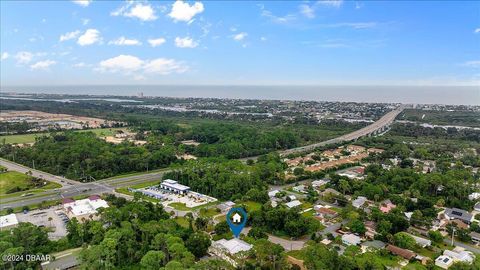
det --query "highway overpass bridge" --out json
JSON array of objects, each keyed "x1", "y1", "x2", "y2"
[{"x1": 280, "y1": 105, "x2": 405, "y2": 156}]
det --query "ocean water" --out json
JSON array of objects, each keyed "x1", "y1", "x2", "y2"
[{"x1": 1, "y1": 85, "x2": 478, "y2": 105}]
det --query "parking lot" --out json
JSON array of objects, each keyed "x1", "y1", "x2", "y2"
[{"x1": 16, "y1": 206, "x2": 68, "y2": 240}]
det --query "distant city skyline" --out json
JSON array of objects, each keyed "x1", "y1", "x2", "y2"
[{"x1": 1, "y1": 1, "x2": 479, "y2": 86}]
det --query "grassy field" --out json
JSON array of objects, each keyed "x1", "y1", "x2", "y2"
[
  {"x1": 241, "y1": 201, "x2": 262, "y2": 212},
  {"x1": 0, "y1": 127, "x2": 127, "y2": 144},
  {"x1": 0, "y1": 171, "x2": 61, "y2": 196}
]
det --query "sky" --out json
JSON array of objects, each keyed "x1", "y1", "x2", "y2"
[{"x1": 1, "y1": 0, "x2": 479, "y2": 86}]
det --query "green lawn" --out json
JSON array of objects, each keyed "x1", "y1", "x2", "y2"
[
  {"x1": 0, "y1": 171, "x2": 61, "y2": 195},
  {"x1": 168, "y1": 202, "x2": 191, "y2": 211},
  {"x1": 286, "y1": 249, "x2": 306, "y2": 260},
  {"x1": 241, "y1": 201, "x2": 262, "y2": 212},
  {"x1": 199, "y1": 207, "x2": 220, "y2": 218},
  {"x1": 0, "y1": 127, "x2": 127, "y2": 144},
  {"x1": 174, "y1": 217, "x2": 190, "y2": 228}
]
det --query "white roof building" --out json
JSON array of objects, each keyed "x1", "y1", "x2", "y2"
[
  {"x1": 352, "y1": 196, "x2": 367, "y2": 208},
  {"x1": 342, "y1": 233, "x2": 362, "y2": 246},
  {"x1": 285, "y1": 200, "x2": 302, "y2": 208},
  {"x1": 0, "y1": 214, "x2": 18, "y2": 230},
  {"x1": 64, "y1": 196, "x2": 109, "y2": 221},
  {"x1": 468, "y1": 192, "x2": 480, "y2": 201},
  {"x1": 435, "y1": 255, "x2": 454, "y2": 269},
  {"x1": 268, "y1": 190, "x2": 280, "y2": 198},
  {"x1": 407, "y1": 233, "x2": 431, "y2": 248},
  {"x1": 443, "y1": 247, "x2": 475, "y2": 264},
  {"x1": 209, "y1": 238, "x2": 252, "y2": 267},
  {"x1": 160, "y1": 179, "x2": 190, "y2": 194}
]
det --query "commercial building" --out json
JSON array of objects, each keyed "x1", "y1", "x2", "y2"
[
  {"x1": 0, "y1": 214, "x2": 18, "y2": 230},
  {"x1": 63, "y1": 195, "x2": 109, "y2": 222},
  {"x1": 209, "y1": 238, "x2": 252, "y2": 267},
  {"x1": 160, "y1": 179, "x2": 190, "y2": 195}
]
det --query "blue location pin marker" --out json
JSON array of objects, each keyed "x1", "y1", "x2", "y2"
[{"x1": 226, "y1": 207, "x2": 248, "y2": 238}]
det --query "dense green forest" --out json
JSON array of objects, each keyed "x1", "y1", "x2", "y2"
[
  {"x1": 163, "y1": 155, "x2": 284, "y2": 201},
  {"x1": 0, "y1": 132, "x2": 178, "y2": 180}
]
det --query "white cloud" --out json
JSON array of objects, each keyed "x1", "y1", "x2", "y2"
[
  {"x1": 175, "y1": 37, "x2": 198, "y2": 48},
  {"x1": 148, "y1": 38, "x2": 166, "y2": 47},
  {"x1": 143, "y1": 58, "x2": 188, "y2": 75},
  {"x1": 82, "y1": 18, "x2": 90, "y2": 25},
  {"x1": 168, "y1": 0, "x2": 204, "y2": 23},
  {"x1": 1, "y1": 52, "x2": 9, "y2": 60},
  {"x1": 462, "y1": 60, "x2": 480, "y2": 68},
  {"x1": 72, "y1": 0, "x2": 92, "y2": 7},
  {"x1": 260, "y1": 37, "x2": 267, "y2": 42},
  {"x1": 15, "y1": 51, "x2": 34, "y2": 64},
  {"x1": 77, "y1": 29, "x2": 101, "y2": 46},
  {"x1": 299, "y1": 4, "x2": 315, "y2": 18},
  {"x1": 112, "y1": 3, "x2": 157, "y2": 21},
  {"x1": 73, "y1": 62, "x2": 88, "y2": 68},
  {"x1": 233, "y1": 32, "x2": 247, "y2": 41},
  {"x1": 475, "y1": 28, "x2": 480, "y2": 34},
  {"x1": 30, "y1": 60, "x2": 56, "y2": 70},
  {"x1": 321, "y1": 22, "x2": 377, "y2": 29},
  {"x1": 97, "y1": 55, "x2": 188, "y2": 77},
  {"x1": 260, "y1": 5, "x2": 296, "y2": 25},
  {"x1": 60, "y1": 30, "x2": 81, "y2": 42},
  {"x1": 317, "y1": 0, "x2": 343, "y2": 8},
  {"x1": 108, "y1": 36, "x2": 142, "y2": 46}
]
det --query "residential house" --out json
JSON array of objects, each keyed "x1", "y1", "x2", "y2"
[
  {"x1": 474, "y1": 202, "x2": 480, "y2": 212},
  {"x1": 443, "y1": 247, "x2": 475, "y2": 264},
  {"x1": 379, "y1": 199, "x2": 396, "y2": 213},
  {"x1": 361, "y1": 240, "x2": 386, "y2": 253},
  {"x1": 441, "y1": 208, "x2": 473, "y2": 225},
  {"x1": 470, "y1": 232, "x2": 480, "y2": 245},
  {"x1": 468, "y1": 192, "x2": 480, "y2": 201},
  {"x1": 315, "y1": 207, "x2": 338, "y2": 219},
  {"x1": 285, "y1": 200, "x2": 302, "y2": 209},
  {"x1": 364, "y1": 221, "x2": 377, "y2": 239},
  {"x1": 342, "y1": 234, "x2": 361, "y2": 246},
  {"x1": 217, "y1": 201, "x2": 235, "y2": 213},
  {"x1": 435, "y1": 255, "x2": 454, "y2": 269},
  {"x1": 287, "y1": 195, "x2": 297, "y2": 201},
  {"x1": 352, "y1": 196, "x2": 368, "y2": 209},
  {"x1": 268, "y1": 190, "x2": 280, "y2": 198},
  {"x1": 292, "y1": 185, "x2": 307, "y2": 194},
  {"x1": 209, "y1": 238, "x2": 252, "y2": 267},
  {"x1": 312, "y1": 179, "x2": 330, "y2": 188},
  {"x1": 406, "y1": 233, "x2": 431, "y2": 248},
  {"x1": 386, "y1": 245, "x2": 416, "y2": 260}
]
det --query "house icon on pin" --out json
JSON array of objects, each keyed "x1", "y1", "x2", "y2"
[{"x1": 232, "y1": 213, "x2": 242, "y2": 223}]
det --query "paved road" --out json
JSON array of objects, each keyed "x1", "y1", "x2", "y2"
[
  {"x1": 0, "y1": 158, "x2": 78, "y2": 186},
  {"x1": 0, "y1": 170, "x2": 168, "y2": 210},
  {"x1": 280, "y1": 105, "x2": 404, "y2": 155}
]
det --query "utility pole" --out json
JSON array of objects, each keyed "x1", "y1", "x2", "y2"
[{"x1": 451, "y1": 227, "x2": 456, "y2": 246}]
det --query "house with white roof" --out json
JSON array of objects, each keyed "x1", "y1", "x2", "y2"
[
  {"x1": 443, "y1": 247, "x2": 475, "y2": 264},
  {"x1": 285, "y1": 200, "x2": 302, "y2": 209},
  {"x1": 160, "y1": 179, "x2": 190, "y2": 195},
  {"x1": 268, "y1": 190, "x2": 280, "y2": 198},
  {"x1": 209, "y1": 238, "x2": 252, "y2": 267},
  {"x1": 352, "y1": 196, "x2": 368, "y2": 209},
  {"x1": 435, "y1": 255, "x2": 454, "y2": 269},
  {"x1": 0, "y1": 214, "x2": 18, "y2": 230},
  {"x1": 342, "y1": 233, "x2": 361, "y2": 246},
  {"x1": 406, "y1": 233, "x2": 431, "y2": 248},
  {"x1": 468, "y1": 192, "x2": 480, "y2": 201}
]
